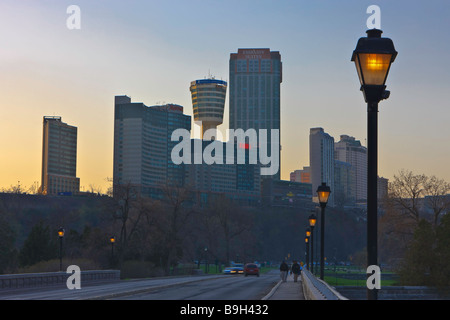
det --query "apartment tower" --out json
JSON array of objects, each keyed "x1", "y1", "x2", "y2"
[
  {"x1": 310, "y1": 127, "x2": 335, "y2": 206},
  {"x1": 40, "y1": 116, "x2": 80, "y2": 195}
]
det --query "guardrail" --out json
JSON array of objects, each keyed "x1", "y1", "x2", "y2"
[
  {"x1": 301, "y1": 268, "x2": 348, "y2": 300},
  {"x1": 0, "y1": 270, "x2": 120, "y2": 290}
]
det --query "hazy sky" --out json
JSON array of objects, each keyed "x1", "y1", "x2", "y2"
[{"x1": 1, "y1": 0, "x2": 450, "y2": 193}]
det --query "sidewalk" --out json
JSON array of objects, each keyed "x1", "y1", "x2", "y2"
[{"x1": 263, "y1": 275, "x2": 305, "y2": 300}]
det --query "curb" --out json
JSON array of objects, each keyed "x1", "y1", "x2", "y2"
[{"x1": 261, "y1": 280, "x2": 282, "y2": 300}]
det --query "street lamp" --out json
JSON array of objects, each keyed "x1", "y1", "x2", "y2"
[
  {"x1": 304, "y1": 236, "x2": 309, "y2": 271},
  {"x1": 352, "y1": 28, "x2": 397, "y2": 300},
  {"x1": 305, "y1": 228, "x2": 311, "y2": 270},
  {"x1": 58, "y1": 227, "x2": 65, "y2": 271},
  {"x1": 308, "y1": 213, "x2": 317, "y2": 274},
  {"x1": 317, "y1": 182, "x2": 331, "y2": 280},
  {"x1": 110, "y1": 236, "x2": 116, "y2": 267},
  {"x1": 204, "y1": 247, "x2": 208, "y2": 274}
]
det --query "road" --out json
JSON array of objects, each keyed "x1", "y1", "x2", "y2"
[
  {"x1": 0, "y1": 270, "x2": 280, "y2": 300},
  {"x1": 114, "y1": 270, "x2": 280, "y2": 300}
]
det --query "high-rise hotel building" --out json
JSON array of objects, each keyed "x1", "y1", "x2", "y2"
[
  {"x1": 334, "y1": 135, "x2": 367, "y2": 202},
  {"x1": 189, "y1": 78, "x2": 227, "y2": 139},
  {"x1": 113, "y1": 96, "x2": 191, "y2": 198},
  {"x1": 40, "y1": 116, "x2": 80, "y2": 195},
  {"x1": 229, "y1": 48, "x2": 282, "y2": 179},
  {"x1": 310, "y1": 127, "x2": 335, "y2": 206}
]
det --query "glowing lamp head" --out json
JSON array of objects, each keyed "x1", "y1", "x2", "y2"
[
  {"x1": 308, "y1": 214, "x2": 317, "y2": 228},
  {"x1": 316, "y1": 182, "x2": 331, "y2": 207},
  {"x1": 110, "y1": 236, "x2": 116, "y2": 244},
  {"x1": 351, "y1": 29, "x2": 397, "y2": 102},
  {"x1": 306, "y1": 228, "x2": 311, "y2": 237},
  {"x1": 354, "y1": 53, "x2": 393, "y2": 86},
  {"x1": 58, "y1": 228, "x2": 65, "y2": 238}
]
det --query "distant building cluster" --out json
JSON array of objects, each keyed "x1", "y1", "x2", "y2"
[
  {"x1": 112, "y1": 48, "x2": 294, "y2": 207},
  {"x1": 290, "y1": 128, "x2": 388, "y2": 207},
  {"x1": 38, "y1": 47, "x2": 386, "y2": 209}
]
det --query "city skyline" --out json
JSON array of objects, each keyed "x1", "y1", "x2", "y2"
[{"x1": 2, "y1": 1, "x2": 450, "y2": 193}]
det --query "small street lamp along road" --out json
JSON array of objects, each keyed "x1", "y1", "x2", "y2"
[
  {"x1": 58, "y1": 227, "x2": 65, "y2": 272},
  {"x1": 110, "y1": 236, "x2": 116, "y2": 266},
  {"x1": 204, "y1": 247, "x2": 208, "y2": 274},
  {"x1": 351, "y1": 28, "x2": 397, "y2": 300},
  {"x1": 316, "y1": 183, "x2": 331, "y2": 280},
  {"x1": 304, "y1": 235, "x2": 310, "y2": 270},
  {"x1": 305, "y1": 228, "x2": 311, "y2": 269},
  {"x1": 308, "y1": 213, "x2": 317, "y2": 274}
]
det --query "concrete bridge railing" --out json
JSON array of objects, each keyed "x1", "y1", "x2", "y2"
[
  {"x1": 301, "y1": 268, "x2": 348, "y2": 300},
  {"x1": 0, "y1": 270, "x2": 120, "y2": 290}
]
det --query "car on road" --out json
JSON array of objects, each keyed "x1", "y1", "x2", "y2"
[
  {"x1": 244, "y1": 263, "x2": 260, "y2": 277},
  {"x1": 223, "y1": 267, "x2": 244, "y2": 275}
]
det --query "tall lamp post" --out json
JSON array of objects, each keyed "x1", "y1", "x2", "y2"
[
  {"x1": 351, "y1": 29, "x2": 397, "y2": 300},
  {"x1": 308, "y1": 213, "x2": 317, "y2": 274},
  {"x1": 58, "y1": 228, "x2": 65, "y2": 271},
  {"x1": 317, "y1": 183, "x2": 331, "y2": 280}
]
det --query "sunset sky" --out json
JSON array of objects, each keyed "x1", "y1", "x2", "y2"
[{"x1": 1, "y1": 0, "x2": 450, "y2": 193}]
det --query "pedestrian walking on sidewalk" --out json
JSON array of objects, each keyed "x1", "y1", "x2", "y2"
[
  {"x1": 291, "y1": 260, "x2": 301, "y2": 282},
  {"x1": 280, "y1": 261, "x2": 289, "y2": 282}
]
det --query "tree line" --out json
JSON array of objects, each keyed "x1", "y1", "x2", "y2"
[
  {"x1": 2, "y1": 169, "x2": 449, "y2": 288},
  {"x1": 0, "y1": 182, "x2": 367, "y2": 277}
]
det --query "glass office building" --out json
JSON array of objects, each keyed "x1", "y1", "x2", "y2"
[{"x1": 229, "y1": 48, "x2": 282, "y2": 180}]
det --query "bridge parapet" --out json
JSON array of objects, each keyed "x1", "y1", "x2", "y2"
[
  {"x1": 301, "y1": 268, "x2": 348, "y2": 300},
  {"x1": 0, "y1": 270, "x2": 120, "y2": 290}
]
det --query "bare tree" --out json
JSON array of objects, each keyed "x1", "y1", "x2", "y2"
[
  {"x1": 111, "y1": 181, "x2": 156, "y2": 266},
  {"x1": 88, "y1": 184, "x2": 103, "y2": 195},
  {"x1": 388, "y1": 169, "x2": 450, "y2": 226},
  {"x1": 388, "y1": 169, "x2": 428, "y2": 223},
  {"x1": 27, "y1": 181, "x2": 40, "y2": 195},
  {"x1": 423, "y1": 175, "x2": 450, "y2": 227},
  {"x1": 2, "y1": 181, "x2": 25, "y2": 194},
  {"x1": 211, "y1": 194, "x2": 253, "y2": 265},
  {"x1": 152, "y1": 183, "x2": 196, "y2": 275}
]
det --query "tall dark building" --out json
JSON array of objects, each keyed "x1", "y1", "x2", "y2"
[
  {"x1": 40, "y1": 116, "x2": 80, "y2": 195},
  {"x1": 184, "y1": 139, "x2": 261, "y2": 207},
  {"x1": 309, "y1": 127, "x2": 335, "y2": 206},
  {"x1": 229, "y1": 48, "x2": 282, "y2": 179},
  {"x1": 113, "y1": 95, "x2": 191, "y2": 198}
]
